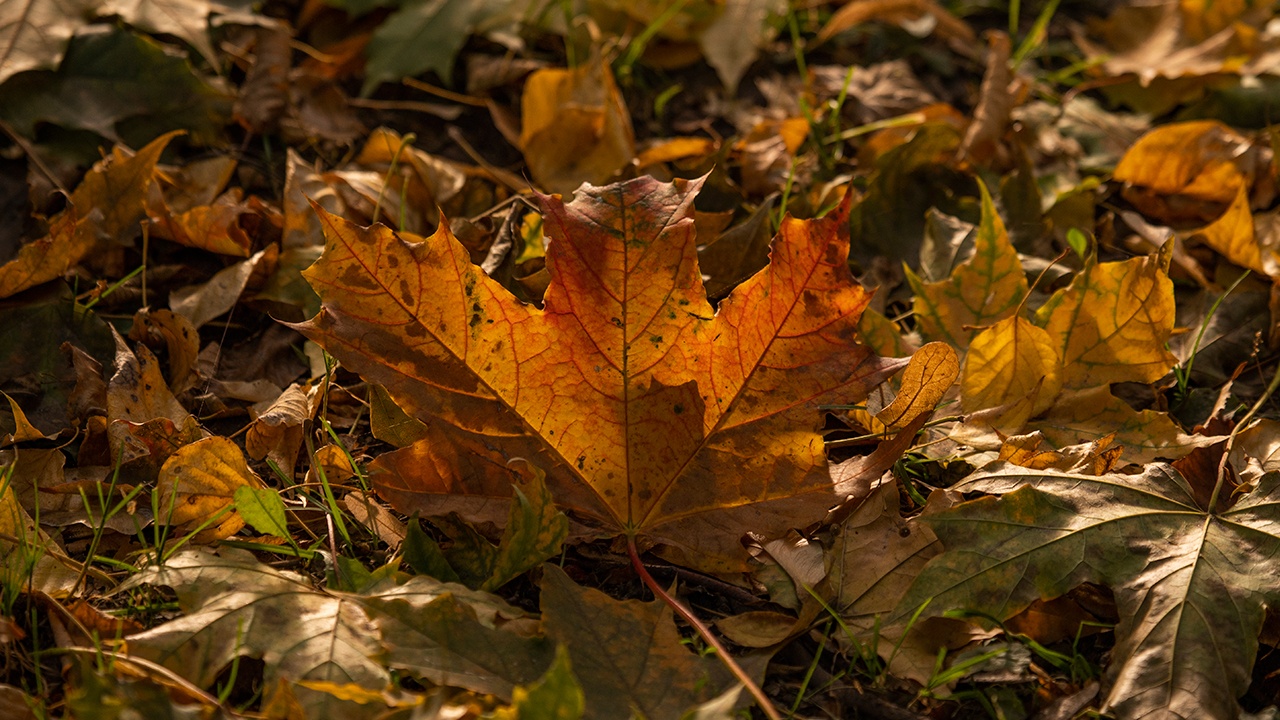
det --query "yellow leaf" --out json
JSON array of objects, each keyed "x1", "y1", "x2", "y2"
[
  {"x1": 1113, "y1": 121, "x2": 1250, "y2": 219},
  {"x1": 907, "y1": 180, "x2": 1027, "y2": 349},
  {"x1": 960, "y1": 316, "x2": 1061, "y2": 433},
  {"x1": 875, "y1": 342, "x2": 958, "y2": 431},
  {"x1": 1036, "y1": 250, "x2": 1177, "y2": 389},
  {"x1": 1028, "y1": 386, "x2": 1223, "y2": 464},
  {"x1": 1195, "y1": 182, "x2": 1275, "y2": 274},
  {"x1": 519, "y1": 58, "x2": 636, "y2": 194},
  {"x1": 157, "y1": 436, "x2": 262, "y2": 542}
]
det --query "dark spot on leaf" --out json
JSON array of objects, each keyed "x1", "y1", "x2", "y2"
[{"x1": 673, "y1": 404, "x2": 684, "y2": 415}]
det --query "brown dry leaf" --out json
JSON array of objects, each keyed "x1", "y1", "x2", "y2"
[
  {"x1": 519, "y1": 57, "x2": 636, "y2": 194},
  {"x1": 0, "y1": 211, "x2": 82, "y2": 302},
  {"x1": 735, "y1": 117, "x2": 809, "y2": 196},
  {"x1": 246, "y1": 383, "x2": 316, "y2": 474},
  {"x1": 1074, "y1": 0, "x2": 1279, "y2": 113},
  {"x1": 128, "y1": 308, "x2": 201, "y2": 395},
  {"x1": 958, "y1": 31, "x2": 1018, "y2": 167},
  {"x1": 0, "y1": 132, "x2": 175, "y2": 299},
  {"x1": 960, "y1": 316, "x2": 1061, "y2": 434},
  {"x1": 170, "y1": 245, "x2": 278, "y2": 330},
  {"x1": 106, "y1": 330, "x2": 203, "y2": 471},
  {"x1": 816, "y1": 0, "x2": 976, "y2": 48},
  {"x1": 156, "y1": 436, "x2": 264, "y2": 543},
  {"x1": 1035, "y1": 248, "x2": 1177, "y2": 389},
  {"x1": 907, "y1": 181, "x2": 1027, "y2": 349},
  {"x1": 0, "y1": 454, "x2": 79, "y2": 597},
  {"x1": 147, "y1": 189, "x2": 266, "y2": 257},
  {"x1": 1027, "y1": 386, "x2": 1221, "y2": 464},
  {"x1": 1, "y1": 393, "x2": 53, "y2": 445},
  {"x1": 299, "y1": 176, "x2": 906, "y2": 569}
]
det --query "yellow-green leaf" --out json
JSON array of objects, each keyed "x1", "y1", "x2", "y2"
[
  {"x1": 907, "y1": 180, "x2": 1027, "y2": 349},
  {"x1": 1036, "y1": 250, "x2": 1177, "y2": 389}
]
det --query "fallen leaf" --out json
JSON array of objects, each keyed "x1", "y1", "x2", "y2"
[
  {"x1": 0, "y1": 132, "x2": 175, "y2": 300},
  {"x1": 435, "y1": 463, "x2": 568, "y2": 592},
  {"x1": 0, "y1": 0, "x2": 98, "y2": 84},
  {"x1": 234, "y1": 485, "x2": 289, "y2": 539},
  {"x1": 539, "y1": 564, "x2": 730, "y2": 720},
  {"x1": 1027, "y1": 386, "x2": 1221, "y2": 464},
  {"x1": 0, "y1": 453, "x2": 80, "y2": 597},
  {"x1": 1193, "y1": 182, "x2": 1277, "y2": 275},
  {"x1": 0, "y1": 30, "x2": 229, "y2": 149},
  {"x1": 124, "y1": 550, "x2": 389, "y2": 717},
  {"x1": 907, "y1": 180, "x2": 1028, "y2": 349},
  {"x1": 98, "y1": 0, "x2": 224, "y2": 67},
  {"x1": 170, "y1": 245, "x2": 278, "y2": 329},
  {"x1": 960, "y1": 316, "x2": 1061, "y2": 433},
  {"x1": 358, "y1": 575, "x2": 554, "y2": 699},
  {"x1": 816, "y1": 0, "x2": 976, "y2": 48},
  {"x1": 697, "y1": 0, "x2": 786, "y2": 92},
  {"x1": 361, "y1": 0, "x2": 509, "y2": 94},
  {"x1": 519, "y1": 58, "x2": 636, "y2": 194},
  {"x1": 498, "y1": 645, "x2": 585, "y2": 720},
  {"x1": 298, "y1": 176, "x2": 905, "y2": 569},
  {"x1": 106, "y1": 330, "x2": 203, "y2": 471},
  {"x1": 156, "y1": 436, "x2": 263, "y2": 542},
  {"x1": 896, "y1": 461, "x2": 1280, "y2": 720},
  {"x1": 874, "y1": 341, "x2": 958, "y2": 431},
  {"x1": 1035, "y1": 248, "x2": 1177, "y2": 389},
  {"x1": 1112, "y1": 120, "x2": 1253, "y2": 221}
]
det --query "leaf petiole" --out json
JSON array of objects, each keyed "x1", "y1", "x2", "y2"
[{"x1": 626, "y1": 536, "x2": 782, "y2": 720}]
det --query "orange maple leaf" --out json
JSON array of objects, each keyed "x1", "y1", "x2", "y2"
[{"x1": 297, "y1": 176, "x2": 906, "y2": 567}]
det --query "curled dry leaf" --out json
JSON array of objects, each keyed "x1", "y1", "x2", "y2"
[{"x1": 297, "y1": 175, "x2": 907, "y2": 569}]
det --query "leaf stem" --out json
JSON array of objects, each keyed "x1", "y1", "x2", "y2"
[{"x1": 625, "y1": 537, "x2": 782, "y2": 720}]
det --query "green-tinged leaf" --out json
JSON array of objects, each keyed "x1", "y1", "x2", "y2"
[
  {"x1": 907, "y1": 180, "x2": 1028, "y2": 349},
  {"x1": 540, "y1": 564, "x2": 731, "y2": 720},
  {"x1": 368, "y1": 384, "x2": 429, "y2": 448},
  {"x1": 437, "y1": 466, "x2": 569, "y2": 591},
  {"x1": 233, "y1": 486, "x2": 289, "y2": 539},
  {"x1": 362, "y1": 0, "x2": 511, "y2": 94},
  {"x1": 358, "y1": 575, "x2": 555, "y2": 700},
  {"x1": 121, "y1": 548, "x2": 389, "y2": 720},
  {"x1": 66, "y1": 654, "x2": 226, "y2": 720},
  {"x1": 0, "y1": 28, "x2": 230, "y2": 149},
  {"x1": 849, "y1": 123, "x2": 967, "y2": 269},
  {"x1": 507, "y1": 645, "x2": 585, "y2": 720},
  {"x1": 896, "y1": 462, "x2": 1280, "y2": 720},
  {"x1": 1036, "y1": 249, "x2": 1177, "y2": 389},
  {"x1": 404, "y1": 517, "x2": 461, "y2": 583}
]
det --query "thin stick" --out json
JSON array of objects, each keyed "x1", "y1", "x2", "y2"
[{"x1": 626, "y1": 537, "x2": 782, "y2": 720}]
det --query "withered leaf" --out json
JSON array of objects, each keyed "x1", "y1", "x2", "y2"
[{"x1": 298, "y1": 176, "x2": 904, "y2": 568}]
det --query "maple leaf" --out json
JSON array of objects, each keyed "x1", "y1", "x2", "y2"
[
  {"x1": 297, "y1": 176, "x2": 906, "y2": 568},
  {"x1": 895, "y1": 462, "x2": 1280, "y2": 720}
]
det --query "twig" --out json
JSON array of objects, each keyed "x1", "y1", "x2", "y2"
[{"x1": 626, "y1": 537, "x2": 782, "y2": 720}]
